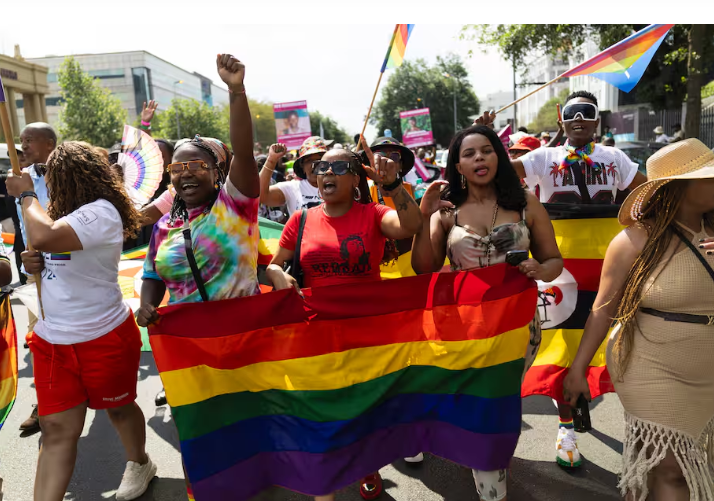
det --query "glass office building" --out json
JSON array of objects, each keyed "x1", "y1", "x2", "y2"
[{"x1": 26, "y1": 50, "x2": 229, "y2": 128}]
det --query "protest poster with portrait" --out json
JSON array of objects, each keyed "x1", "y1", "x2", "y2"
[
  {"x1": 399, "y1": 108, "x2": 434, "y2": 149},
  {"x1": 274, "y1": 101, "x2": 312, "y2": 150}
]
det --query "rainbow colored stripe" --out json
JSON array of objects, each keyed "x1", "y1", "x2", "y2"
[
  {"x1": 0, "y1": 295, "x2": 18, "y2": 431},
  {"x1": 150, "y1": 265, "x2": 536, "y2": 500},
  {"x1": 381, "y1": 24, "x2": 415, "y2": 72},
  {"x1": 560, "y1": 24, "x2": 674, "y2": 93}
]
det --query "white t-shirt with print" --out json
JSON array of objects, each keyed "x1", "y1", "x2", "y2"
[
  {"x1": 275, "y1": 179, "x2": 322, "y2": 215},
  {"x1": 521, "y1": 144, "x2": 639, "y2": 204},
  {"x1": 34, "y1": 199, "x2": 130, "y2": 345}
]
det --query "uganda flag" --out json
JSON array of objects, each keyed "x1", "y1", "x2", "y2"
[
  {"x1": 521, "y1": 204, "x2": 622, "y2": 402},
  {"x1": 149, "y1": 265, "x2": 536, "y2": 500},
  {"x1": 0, "y1": 291, "x2": 18, "y2": 431}
]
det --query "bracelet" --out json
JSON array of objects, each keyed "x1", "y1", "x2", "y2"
[
  {"x1": 229, "y1": 86, "x2": 246, "y2": 95},
  {"x1": 262, "y1": 166, "x2": 275, "y2": 173},
  {"x1": 139, "y1": 124, "x2": 151, "y2": 131},
  {"x1": 141, "y1": 120, "x2": 151, "y2": 127},
  {"x1": 381, "y1": 177, "x2": 403, "y2": 192},
  {"x1": 19, "y1": 191, "x2": 38, "y2": 204}
]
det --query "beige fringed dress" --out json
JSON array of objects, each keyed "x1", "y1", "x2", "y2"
[{"x1": 606, "y1": 222, "x2": 714, "y2": 501}]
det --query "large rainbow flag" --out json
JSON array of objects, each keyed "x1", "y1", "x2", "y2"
[
  {"x1": 0, "y1": 292, "x2": 18, "y2": 431},
  {"x1": 522, "y1": 204, "x2": 621, "y2": 402},
  {"x1": 560, "y1": 24, "x2": 674, "y2": 93},
  {"x1": 150, "y1": 265, "x2": 537, "y2": 500}
]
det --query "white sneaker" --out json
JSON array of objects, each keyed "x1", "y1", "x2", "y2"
[
  {"x1": 116, "y1": 456, "x2": 157, "y2": 500},
  {"x1": 555, "y1": 427, "x2": 582, "y2": 468},
  {"x1": 404, "y1": 452, "x2": 424, "y2": 463}
]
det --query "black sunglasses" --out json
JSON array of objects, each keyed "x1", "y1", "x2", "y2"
[{"x1": 313, "y1": 160, "x2": 356, "y2": 176}]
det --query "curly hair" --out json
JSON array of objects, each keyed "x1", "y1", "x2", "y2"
[
  {"x1": 46, "y1": 141, "x2": 142, "y2": 239},
  {"x1": 442, "y1": 125, "x2": 527, "y2": 212}
]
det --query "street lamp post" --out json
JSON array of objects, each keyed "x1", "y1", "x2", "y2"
[
  {"x1": 173, "y1": 80, "x2": 183, "y2": 139},
  {"x1": 253, "y1": 114, "x2": 260, "y2": 143}
]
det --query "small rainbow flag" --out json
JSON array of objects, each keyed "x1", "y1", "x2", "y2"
[
  {"x1": 0, "y1": 293, "x2": 18, "y2": 431},
  {"x1": 150, "y1": 265, "x2": 536, "y2": 500},
  {"x1": 49, "y1": 252, "x2": 71, "y2": 261},
  {"x1": 560, "y1": 24, "x2": 674, "y2": 93},
  {"x1": 381, "y1": 24, "x2": 415, "y2": 72}
]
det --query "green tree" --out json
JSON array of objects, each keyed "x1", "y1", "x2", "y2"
[
  {"x1": 56, "y1": 56, "x2": 127, "y2": 147},
  {"x1": 463, "y1": 24, "x2": 714, "y2": 138},
  {"x1": 527, "y1": 88, "x2": 570, "y2": 133},
  {"x1": 371, "y1": 54, "x2": 480, "y2": 147},
  {"x1": 310, "y1": 111, "x2": 350, "y2": 144},
  {"x1": 152, "y1": 98, "x2": 228, "y2": 143}
]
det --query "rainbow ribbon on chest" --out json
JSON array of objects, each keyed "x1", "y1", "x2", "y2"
[{"x1": 559, "y1": 142, "x2": 596, "y2": 172}]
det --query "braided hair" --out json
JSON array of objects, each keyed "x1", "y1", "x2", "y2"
[{"x1": 168, "y1": 137, "x2": 228, "y2": 225}]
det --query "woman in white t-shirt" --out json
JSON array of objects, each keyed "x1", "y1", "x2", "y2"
[
  {"x1": 6, "y1": 142, "x2": 156, "y2": 501},
  {"x1": 259, "y1": 136, "x2": 326, "y2": 215}
]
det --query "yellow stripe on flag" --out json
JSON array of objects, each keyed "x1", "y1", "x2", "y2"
[
  {"x1": 551, "y1": 218, "x2": 623, "y2": 260},
  {"x1": 530, "y1": 328, "x2": 609, "y2": 369},
  {"x1": 161, "y1": 326, "x2": 529, "y2": 407}
]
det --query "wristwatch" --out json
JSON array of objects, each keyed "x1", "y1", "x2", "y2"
[
  {"x1": 19, "y1": 191, "x2": 38, "y2": 204},
  {"x1": 382, "y1": 176, "x2": 403, "y2": 192}
]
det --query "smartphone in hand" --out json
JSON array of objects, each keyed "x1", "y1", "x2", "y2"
[{"x1": 505, "y1": 250, "x2": 529, "y2": 266}]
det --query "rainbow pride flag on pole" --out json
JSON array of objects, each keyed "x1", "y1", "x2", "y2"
[
  {"x1": 150, "y1": 265, "x2": 536, "y2": 500},
  {"x1": 522, "y1": 204, "x2": 621, "y2": 401},
  {"x1": 0, "y1": 293, "x2": 18, "y2": 431},
  {"x1": 381, "y1": 24, "x2": 415, "y2": 72},
  {"x1": 560, "y1": 24, "x2": 674, "y2": 93}
]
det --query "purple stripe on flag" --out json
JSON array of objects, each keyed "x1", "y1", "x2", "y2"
[{"x1": 191, "y1": 421, "x2": 519, "y2": 501}]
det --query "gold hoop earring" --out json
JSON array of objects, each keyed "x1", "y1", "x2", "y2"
[
  {"x1": 354, "y1": 186, "x2": 361, "y2": 201},
  {"x1": 461, "y1": 175, "x2": 466, "y2": 189}
]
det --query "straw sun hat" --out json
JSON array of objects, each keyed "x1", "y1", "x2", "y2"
[{"x1": 619, "y1": 138, "x2": 714, "y2": 226}]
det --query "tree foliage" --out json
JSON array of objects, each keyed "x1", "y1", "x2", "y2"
[
  {"x1": 57, "y1": 56, "x2": 127, "y2": 147},
  {"x1": 527, "y1": 88, "x2": 570, "y2": 133},
  {"x1": 464, "y1": 24, "x2": 714, "y2": 137},
  {"x1": 152, "y1": 98, "x2": 228, "y2": 144},
  {"x1": 372, "y1": 54, "x2": 480, "y2": 147},
  {"x1": 310, "y1": 111, "x2": 350, "y2": 144}
]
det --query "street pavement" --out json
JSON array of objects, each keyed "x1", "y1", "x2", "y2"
[{"x1": 0, "y1": 299, "x2": 625, "y2": 501}]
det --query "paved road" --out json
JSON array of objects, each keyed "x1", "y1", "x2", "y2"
[{"x1": 0, "y1": 299, "x2": 626, "y2": 501}]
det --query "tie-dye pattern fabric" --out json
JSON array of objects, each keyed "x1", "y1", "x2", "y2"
[{"x1": 143, "y1": 178, "x2": 260, "y2": 304}]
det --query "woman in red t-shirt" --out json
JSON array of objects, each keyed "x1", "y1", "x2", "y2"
[{"x1": 266, "y1": 145, "x2": 431, "y2": 501}]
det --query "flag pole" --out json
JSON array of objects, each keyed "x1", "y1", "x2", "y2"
[
  {"x1": 496, "y1": 74, "x2": 563, "y2": 114},
  {"x1": 0, "y1": 100, "x2": 45, "y2": 319},
  {"x1": 356, "y1": 24, "x2": 401, "y2": 146},
  {"x1": 357, "y1": 71, "x2": 385, "y2": 145}
]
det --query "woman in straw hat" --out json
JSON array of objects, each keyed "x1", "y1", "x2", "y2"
[{"x1": 564, "y1": 138, "x2": 714, "y2": 501}]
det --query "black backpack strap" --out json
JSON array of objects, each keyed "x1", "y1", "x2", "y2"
[
  {"x1": 671, "y1": 224, "x2": 714, "y2": 283},
  {"x1": 290, "y1": 209, "x2": 308, "y2": 288},
  {"x1": 182, "y1": 224, "x2": 209, "y2": 302}
]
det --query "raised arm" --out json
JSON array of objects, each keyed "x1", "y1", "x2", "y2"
[
  {"x1": 562, "y1": 224, "x2": 647, "y2": 405},
  {"x1": 260, "y1": 143, "x2": 288, "y2": 207},
  {"x1": 217, "y1": 54, "x2": 259, "y2": 198},
  {"x1": 411, "y1": 182, "x2": 453, "y2": 274},
  {"x1": 473, "y1": 111, "x2": 528, "y2": 178}
]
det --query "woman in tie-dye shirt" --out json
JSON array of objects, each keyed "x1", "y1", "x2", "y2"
[{"x1": 136, "y1": 53, "x2": 260, "y2": 322}]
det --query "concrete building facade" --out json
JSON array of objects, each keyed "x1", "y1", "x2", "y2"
[
  {"x1": 0, "y1": 49, "x2": 49, "y2": 141},
  {"x1": 26, "y1": 50, "x2": 229, "y2": 129}
]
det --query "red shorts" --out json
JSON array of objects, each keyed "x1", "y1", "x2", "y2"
[{"x1": 28, "y1": 312, "x2": 142, "y2": 416}]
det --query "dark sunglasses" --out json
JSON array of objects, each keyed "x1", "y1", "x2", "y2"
[
  {"x1": 167, "y1": 161, "x2": 212, "y2": 175},
  {"x1": 313, "y1": 160, "x2": 356, "y2": 176},
  {"x1": 375, "y1": 151, "x2": 401, "y2": 163},
  {"x1": 562, "y1": 102, "x2": 599, "y2": 122}
]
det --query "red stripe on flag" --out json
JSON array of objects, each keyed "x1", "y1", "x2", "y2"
[
  {"x1": 521, "y1": 363, "x2": 613, "y2": 402},
  {"x1": 562, "y1": 258, "x2": 603, "y2": 292},
  {"x1": 151, "y1": 287, "x2": 534, "y2": 372},
  {"x1": 152, "y1": 265, "x2": 532, "y2": 339}
]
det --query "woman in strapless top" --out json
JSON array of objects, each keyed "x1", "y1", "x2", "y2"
[{"x1": 412, "y1": 125, "x2": 563, "y2": 501}]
